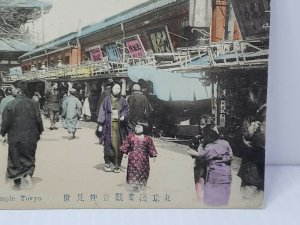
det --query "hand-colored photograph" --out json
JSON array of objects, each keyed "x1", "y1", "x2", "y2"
[{"x1": 0, "y1": 0, "x2": 270, "y2": 209}]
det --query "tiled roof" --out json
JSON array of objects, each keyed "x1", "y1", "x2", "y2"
[
  {"x1": 19, "y1": 0, "x2": 180, "y2": 59},
  {"x1": 20, "y1": 32, "x2": 78, "y2": 58},
  {"x1": 0, "y1": 39, "x2": 35, "y2": 52},
  {"x1": 80, "y1": 0, "x2": 177, "y2": 37}
]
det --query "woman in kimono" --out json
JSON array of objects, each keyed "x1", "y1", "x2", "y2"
[
  {"x1": 62, "y1": 88, "x2": 82, "y2": 140},
  {"x1": 187, "y1": 115, "x2": 214, "y2": 203},
  {"x1": 97, "y1": 83, "x2": 130, "y2": 173},
  {"x1": 188, "y1": 125, "x2": 233, "y2": 206},
  {"x1": 121, "y1": 122, "x2": 157, "y2": 191}
]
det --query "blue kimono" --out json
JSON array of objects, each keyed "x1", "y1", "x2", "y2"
[{"x1": 97, "y1": 95, "x2": 130, "y2": 167}]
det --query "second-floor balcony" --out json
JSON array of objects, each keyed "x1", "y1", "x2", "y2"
[{"x1": 16, "y1": 38, "x2": 269, "y2": 81}]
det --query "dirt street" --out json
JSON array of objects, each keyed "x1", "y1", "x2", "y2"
[{"x1": 0, "y1": 119, "x2": 263, "y2": 209}]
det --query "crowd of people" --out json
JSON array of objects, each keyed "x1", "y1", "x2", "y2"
[
  {"x1": 0, "y1": 79, "x2": 156, "y2": 192},
  {"x1": 0, "y1": 78, "x2": 265, "y2": 206},
  {"x1": 186, "y1": 90, "x2": 266, "y2": 206}
]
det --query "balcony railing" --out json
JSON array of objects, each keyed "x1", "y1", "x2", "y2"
[
  {"x1": 11, "y1": 38, "x2": 269, "y2": 81},
  {"x1": 20, "y1": 60, "x2": 128, "y2": 80}
]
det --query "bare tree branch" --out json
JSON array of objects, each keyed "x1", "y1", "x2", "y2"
[
  {"x1": 0, "y1": 5, "x2": 36, "y2": 49},
  {"x1": 0, "y1": 1, "x2": 52, "y2": 51},
  {"x1": 0, "y1": 15, "x2": 21, "y2": 32}
]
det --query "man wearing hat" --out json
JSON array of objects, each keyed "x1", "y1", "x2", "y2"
[
  {"x1": 62, "y1": 88, "x2": 82, "y2": 139},
  {"x1": 57, "y1": 59, "x2": 63, "y2": 68},
  {"x1": 127, "y1": 83, "x2": 153, "y2": 132},
  {"x1": 45, "y1": 82, "x2": 60, "y2": 130}
]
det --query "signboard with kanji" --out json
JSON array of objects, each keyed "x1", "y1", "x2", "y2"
[
  {"x1": 124, "y1": 35, "x2": 146, "y2": 58},
  {"x1": 87, "y1": 46, "x2": 103, "y2": 62},
  {"x1": 103, "y1": 42, "x2": 122, "y2": 62},
  {"x1": 220, "y1": 100, "x2": 226, "y2": 127},
  {"x1": 146, "y1": 25, "x2": 174, "y2": 53}
]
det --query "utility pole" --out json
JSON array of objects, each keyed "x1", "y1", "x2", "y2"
[
  {"x1": 41, "y1": 6, "x2": 45, "y2": 43},
  {"x1": 77, "y1": 19, "x2": 82, "y2": 64},
  {"x1": 121, "y1": 22, "x2": 126, "y2": 63}
]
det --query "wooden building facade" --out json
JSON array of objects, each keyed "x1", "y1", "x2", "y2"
[{"x1": 19, "y1": 0, "x2": 242, "y2": 72}]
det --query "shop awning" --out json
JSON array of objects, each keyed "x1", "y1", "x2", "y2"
[{"x1": 128, "y1": 66, "x2": 211, "y2": 101}]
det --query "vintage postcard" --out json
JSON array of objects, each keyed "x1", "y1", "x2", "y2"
[{"x1": 0, "y1": 0, "x2": 270, "y2": 209}]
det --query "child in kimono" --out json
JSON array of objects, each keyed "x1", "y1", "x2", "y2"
[{"x1": 121, "y1": 121, "x2": 157, "y2": 191}]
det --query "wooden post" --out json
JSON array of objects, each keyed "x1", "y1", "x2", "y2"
[{"x1": 211, "y1": 76, "x2": 216, "y2": 124}]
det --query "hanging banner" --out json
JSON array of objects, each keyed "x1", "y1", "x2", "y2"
[
  {"x1": 188, "y1": 0, "x2": 211, "y2": 44},
  {"x1": 231, "y1": 0, "x2": 270, "y2": 39},
  {"x1": 103, "y1": 42, "x2": 122, "y2": 62},
  {"x1": 146, "y1": 25, "x2": 174, "y2": 53},
  {"x1": 189, "y1": 0, "x2": 212, "y2": 27},
  {"x1": 219, "y1": 100, "x2": 226, "y2": 127},
  {"x1": 217, "y1": 88, "x2": 227, "y2": 127},
  {"x1": 86, "y1": 46, "x2": 103, "y2": 62},
  {"x1": 124, "y1": 35, "x2": 146, "y2": 58}
]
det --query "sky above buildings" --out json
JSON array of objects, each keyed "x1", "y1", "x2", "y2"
[{"x1": 32, "y1": 0, "x2": 148, "y2": 43}]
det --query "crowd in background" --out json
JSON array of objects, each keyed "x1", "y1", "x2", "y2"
[
  {"x1": 0, "y1": 78, "x2": 265, "y2": 206},
  {"x1": 0, "y1": 79, "x2": 156, "y2": 193}
]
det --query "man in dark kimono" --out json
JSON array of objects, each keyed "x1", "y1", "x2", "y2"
[
  {"x1": 1, "y1": 81, "x2": 43, "y2": 189},
  {"x1": 46, "y1": 82, "x2": 59, "y2": 130},
  {"x1": 127, "y1": 84, "x2": 153, "y2": 132},
  {"x1": 97, "y1": 83, "x2": 130, "y2": 173},
  {"x1": 88, "y1": 89, "x2": 99, "y2": 122},
  {"x1": 95, "y1": 79, "x2": 114, "y2": 144}
]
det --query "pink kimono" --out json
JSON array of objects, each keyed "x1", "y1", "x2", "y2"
[{"x1": 121, "y1": 133, "x2": 157, "y2": 188}]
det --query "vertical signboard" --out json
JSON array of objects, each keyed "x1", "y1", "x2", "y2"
[
  {"x1": 87, "y1": 46, "x2": 104, "y2": 62},
  {"x1": 220, "y1": 100, "x2": 226, "y2": 127},
  {"x1": 124, "y1": 35, "x2": 146, "y2": 58},
  {"x1": 146, "y1": 25, "x2": 174, "y2": 53},
  {"x1": 218, "y1": 87, "x2": 227, "y2": 128},
  {"x1": 104, "y1": 42, "x2": 122, "y2": 62}
]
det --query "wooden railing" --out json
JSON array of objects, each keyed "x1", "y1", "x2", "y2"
[
  {"x1": 11, "y1": 39, "x2": 269, "y2": 81},
  {"x1": 20, "y1": 60, "x2": 128, "y2": 80}
]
